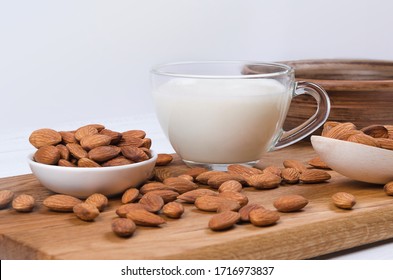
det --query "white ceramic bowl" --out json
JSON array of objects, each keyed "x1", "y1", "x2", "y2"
[
  {"x1": 28, "y1": 151, "x2": 157, "y2": 198},
  {"x1": 311, "y1": 136, "x2": 393, "y2": 184}
]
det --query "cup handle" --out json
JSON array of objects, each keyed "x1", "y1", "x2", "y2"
[{"x1": 273, "y1": 81, "x2": 331, "y2": 150}]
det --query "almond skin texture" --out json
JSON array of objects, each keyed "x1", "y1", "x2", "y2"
[
  {"x1": 281, "y1": 168, "x2": 300, "y2": 184},
  {"x1": 117, "y1": 135, "x2": 144, "y2": 147},
  {"x1": 324, "y1": 122, "x2": 357, "y2": 140},
  {"x1": 194, "y1": 195, "x2": 240, "y2": 212},
  {"x1": 58, "y1": 159, "x2": 77, "y2": 167},
  {"x1": 121, "y1": 188, "x2": 140, "y2": 204},
  {"x1": 227, "y1": 164, "x2": 263, "y2": 177},
  {"x1": 122, "y1": 129, "x2": 146, "y2": 139},
  {"x1": 263, "y1": 165, "x2": 282, "y2": 177},
  {"x1": 85, "y1": 193, "x2": 108, "y2": 212},
  {"x1": 126, "y1": 209, "x2": 166, "y2": 227},
  {"x1": 112, "y1": 218, "x2": 136, "y2": 237},
  {"x1": 300, "y1": 169, "x2": 331, "y2": 183},
  {"x1": 80, "y1": 134, "x2": 112, "y2": 150},
  {"x1": 73, "y1": 202, "x2": 100, "y2": 221},
  {"x1": 56, "y1": 144, "x2": 70, "y2": 160},
  {"x1": 218, "y1": 191, "x2": 248, "y2": 207},
  {"x1": 208, "y1": 211, "x2": 240, "y2": 231},
  {"x1": 121, "y1": 146, "x2": 149, "y2": 162},
  {"x1": 78, "y1": 158, "x2": 101, "y2": 168},
  {"x1": 195, "y1": 171, "x2": 226, "y2": 184},
  {"x1": 139, "y1": 182, "x2": 176, "y2": 194},
  {"x1": 0, "y1": 190, "x2": 14, "y2": 209},
  {"x1": 74, "y1": 125, "x2": 98, "y2": 141},
  {"x1": 162, "y1": 201, "x2": 184, "y2": 219},
  {"x1": 218, "y1": 180, "x2": 243, "y2": 193},
  {"x1": 273, "y1": 195, "x2": 308, "y2": 212},
  {"x1": 246, "y1": 173, "x2": 282, "y2": 189},
  {"x1": 34, "y1": 145, "x2": 61, "y2": 165},
  {"x1": 102, "y1": 156, "x2": 133, "y2": 167},
  {"x1": 116, "y1": 203, "x2": 150, "y2": 217},
  {"x1": 59, "y1": 131, "x2": 77, "y2": 144},
  {"x1": 239, "y1": 204, "x2": 264, "y2": 222},
  {"x1": 29, "y1": 128, "x2": 62, "y2": 148},
  {"x1": 177, "y1": 189, "x2": 218, "y2": 203},
  {"x1": 249, "y1": 208, "x2": 280, "y2": 226},
  {"x1": 88, "y1": 146, "x2": 121, "y2": 162},
  {"x1": 99, "y1": 129, "x2": 123, "y2": 145},
  {"x1": 346, "y1": 133, "x2": 379, "y2": 147},
  {"x1": 66, "y1": 143, "x2": 88, "y2": 160},
  {"x1": 156, "y1": 154, "x2": 173, "y2": 166},
  {"x1": 139, "y1": 193, "x2": 165, "y2": 212},
  {"x1": 163, "y1": 177, "x2": 198, "y2": 194},
  {"x1": 207, "y1": 174, "x2": 246, "y2": 189},
  {"x1": 43, "y1": 194, "x2": 82, "y2": 212},
  {"x1": 308, "y1": 157, "x2": 330, "y2": 169},
  {"x1": 375, "y1": 138, "x2": 393, "y2": 151},
  {"x1": 282, "y1": 159, "x2": 307, "y2": 173},
  {"x1": 146, "y1": 190, "x2": 179, "y2": 203},
  {"x1": 12, "y1": 194, "x2": 35, "y2": 212},
  {"x1": 331, "y1": 192, "x2": 356, "y2": 209},
  {"x1": 384, "y1": 182, "x2": 393, "y2": 196}
]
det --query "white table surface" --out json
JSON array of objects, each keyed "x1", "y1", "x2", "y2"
[{"x1": 1, "y1": 113, "x2": 393, "y2": 260}]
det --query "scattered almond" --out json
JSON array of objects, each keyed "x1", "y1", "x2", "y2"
[
  {"x1": 207, "y1": 174, "x2": 245, "y2": 189},
  {"x1": 331, "y1": 192, "x2": 356, "y2": 209},
  {"x1": 0, "y1": 190, "x2": 14, "y2": 209},
  {"x1": 116, "y1": 203, "x2": 150, "y2": 217},
  {"x1": 139, "y1": 193, "x2": 164, "y2": 212},
  {"x1": 43, "y1": 194, "x2": 82, "y2": 212},
  {"x1": 121, "y1": 188, "x2": 140, "y2": 204},
  {"x1": 126, "y1": 209, "x2": 166, "y2": 227},
  {"x1": 246, "y1": 173, "x2": 282, "y2": 189},
  {"x1": 249, "y1": 208, "x2": 280, "y2": 226},
  {"x1": 227, "y1": 164, "x2": 263, "y2": 177},
  {"x1": 112, "y1": 218, "x2": 136, "y2": 237},
  {"x1": 208, "y1": 211, "x2": 240, "y2": 231},
  {"x1": 162, "y1": 201, "x2": 184, "y2": 218},
  {"x1": 195, "y1": 195, "x2": 240, "y2": 212},
  {"x1": 12, "y1": 194, "x2": 35, "y2": 212},
  {"x1": 183, "y1": 167, "x2": 209, "y2": 179},
  {"x1": 283, "y1": 159, "x2": 307, "y2": 173},
  {"x1": 308, "y1": 157, "x2": 330, "y2": 169},
  {"x1": 218, "y1": 191, "x2": 248, "y2": 207},
  {"x1": 177, "y1": 189, "x2": 218, "y2": 203},
  {"x1": 156, "y1": 154, "x2": 174, "y2": 166},
  {"x1": 299, "y1": 169, "x2": 331, "y2": 183},
  {"x1": 218, "y1": 180, "x2": 243, "y2": 193},
  {"x1": 273, "y1": 195, "x2": 308, "y2": 212},
  {"x1": 263, "y1": 165, "x2": 282, "y2": 177},
  {"x1": 85, "y1": 193, "x2": 108, "y2": 211},
  {"x1": 239, "y1": 203, "x2": 264, "y2": 222},
  {"x1": 195, "y1": 171, "x2": 226, "y2": 184},
  {"x1": 163, "y1": 177, "x2": 198, "y2": 194},
  {"x1": 73, "y1": 202, "x2": 100, "y2": 221},
  {"x1": 281, "y1": 168, "x2": 300, "y2": 184},
  {"x1": 146, "y1": 190, "x2": 179, "y2": 203},
  {"x1": 384, "y1": 182, "x2": 393, "y2": 196}
]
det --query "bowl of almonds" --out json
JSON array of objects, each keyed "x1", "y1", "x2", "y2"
[{"x1": 27, "y1": 124, "x2": 157, "y2": 198}]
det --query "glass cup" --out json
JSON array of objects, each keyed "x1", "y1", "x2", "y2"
[{"x1": 151, "y1": 61, "x2": 330, "y2": 169}]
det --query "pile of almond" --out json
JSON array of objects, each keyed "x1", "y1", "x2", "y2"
[
  {"x1": 321, "y1": 122, "x2": 393, "y2": 150},
  {"x1": 29, "y1": 124, "x2": 153, "y2": 167}
]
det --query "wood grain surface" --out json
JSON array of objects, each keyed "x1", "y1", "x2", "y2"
[{"x1": 1, "y1": 142, "x2": 393, "y2": 260}]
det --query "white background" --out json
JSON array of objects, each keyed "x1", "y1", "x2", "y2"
[{"x1": 1, "y1": 0, "x2": 393, "y2": 260}]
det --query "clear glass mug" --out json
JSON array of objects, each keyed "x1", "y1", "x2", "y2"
[{"x1": 151, "y1": 61, "x2": 330, "y2": 169}]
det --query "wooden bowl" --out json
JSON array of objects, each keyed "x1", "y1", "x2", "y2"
[{"x1": 279, "y1": 59, "x2": 393, "y2": 135}]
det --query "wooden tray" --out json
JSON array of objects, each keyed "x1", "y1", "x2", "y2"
[{"x1": 1, "y1": 142, "x2": 393, "y2": 260}]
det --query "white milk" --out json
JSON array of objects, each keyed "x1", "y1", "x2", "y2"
[{"x1": 153, "y1": 78, "x2": 291, "y2": 164}]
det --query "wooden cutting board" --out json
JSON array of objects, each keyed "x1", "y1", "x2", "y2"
[{"x1": 1, "y1": 142, "x2": 393, "y2": 260}]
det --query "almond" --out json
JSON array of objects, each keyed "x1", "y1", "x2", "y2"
[
  {"x1": 73, "y1": 202, "x2": 100, "y2": 221},
  {"x1": 118, "y1": 135, "x2": 144, "y2": 147},
  {"x1": 139, "y1": 182, "x2": 176, "y2": 194},
  {"x1": 43, "y1": 194, "x2": 82, "y2": 212},
  {"x1": 299, "y1": 169, "x2": 331, "y2": 183},
  {"x1": 178, "y1": 174, "x2": 194, "y2": 182},
  {"x1": 56, "y1": 144, "x2": 70, "y2": 160},
  {"x1": 156, "y1": 153, "x2": 174, "y2": 166},
  {"x1": 324, "y1": 122, "x2": 357, "y2": 140},
  {"x1": 282, "y1": 159, "x2": 307, "y2": 173},
  {"x1": 308, "y1": 157, "x2": 330, "y2": 169},
  {"x1": 121, "y1": 146, "x2": 149, "y2": 162},
  {"x1": 74, "y1": 125, "x2": 98, "y2": 141},
  {"x1": 194, "y1": 195, "x2": 240, "y2": 212},
  {"x1": 218, "y1": 191, "x2": 248, "y2": 207},
  {"x1": 346, "y1": 133, "x2": 379, "y2": 147},
  {"x1": 361, "y1": 124, "x2": 389, "y2": 138},
  {"x1": 263, "y1": 165, "x2": 282, "y2": 177},
  {"x1": 208, "y1": 211, "x2": 240, "y2": 231},
  {"x1": 112, "y1": 218, "x2": 136, "y2": 237},
  {"x1": 78, "y1": 158, "x2": 101, "y2": 168},
  {"x1": 126, "y1": 209, "x2": 166, "y2": 227},
  {"x1": 207, "y1": 174, "x2": 246, "y2": 189},
  {"x1": 321, "y1": 121, "x2": 340, "y2": 136},
  {"x1": 162, "y1": 201, "x2": 184, "y2": 219},
  {"x1": 121, "y1": 188, "x2": 140, "y2": 204},
  {"x1": 99, "y1": 129, "x2": 123, "y2": 145},
  {"x1": 0, "y1": 190, "x2": 14, "y2": 209},
  {"x1": 138, "y1": 193, "x2": 164, "y2": 212},
  {"x1": 88, "y1": 145, "x2": 121, "y2": 162},
  {"x1": 183, "y1": 167, "x2": 209, "y2": 179},
  {"x1": 34, "y1": 145, "x2": 61, "y2": 165},
  {"x1": 58, "y1": 159, "x2": 77, "y2": 167},
  {"x1": 80, "y1": 134, "x2": 112, "y2": 150},
  {"x1": 385, "y1": 125, "x2": 393, "y2": 139},
  {"x1": 163, "y1": 177, "x2": 198, "y2": 194},
  {"x1": 85, "y1": 193, "x2": 108, "y2": 211},
  {"x1": 273, "y1": 194, "x2": 308, "y2": 212},
  {"x1": 177, "y1": 189, "x2": 218, "y2": 203},
  {"x1": 195, "y1": 171, "x2": 226, "y2": 184},
  {"x1": 281, "y1": 168, "x2": 300, "y2": 184},
  {"x1": 239, "y1": 203, "x2": 264, "y2": 222},
  {"x1": 12, "y1": 194, "x2": 35, "y2": 212},
  {"x1": 146, "y1": 190, "x2": 179, "y2": 203},
  {"x1": 227, "y1": 164, "x2": 263, "y2": 177},
  {"x1": 29, "y1": 128, "x2": 62, "y2": 148},
  {"x1": 116, "y1": 203, "x2": 150, "y2": 217},
  {"x1": 218, "y1": 180, "x2": 243, "y2": 193},
  {"x1": 102, "y1": 156, "x2": 133, "y2": 167},
  {"x1": 331, "y1": 192, "x2": 356, "y2": 209},
  {"x1": 66, "y1": 143, "x2": 88, "y2": 160},
  {"x1": 122, "y1": 129, "x2": 146, "y2": 139},
  {"x1": 249, "y1": 208, "x2": 280, "y2": 226},
  {"x1": 141, "y1": 138, "x2": 152, "y2": 149},
  {"x1": 384, "y1": 181, "x2": 393, "y2": 196},
  {"x1": 375, "y1": 138, "x2": 393, "y2": 150},
  {"x1": 59, "y1": 131, "x2": 77, "y2": 144},
  {"x1": 246, "y1": 173, "x2": 282, "y2": 189}
]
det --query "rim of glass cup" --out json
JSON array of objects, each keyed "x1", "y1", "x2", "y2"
[{"x1": 150, "y1": 60, "x2": 293, "y2": 79}]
